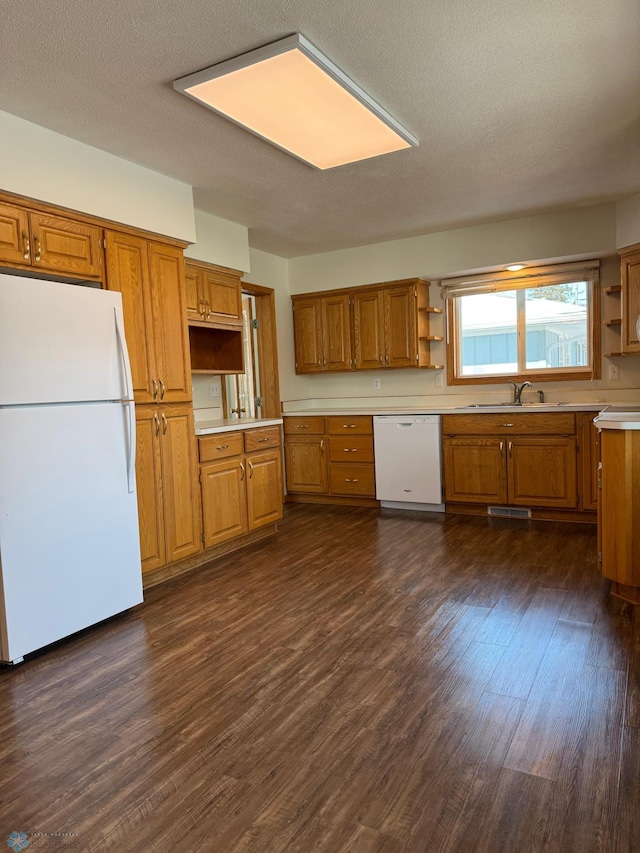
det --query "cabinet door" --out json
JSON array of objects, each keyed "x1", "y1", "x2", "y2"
[
  {"x1": 293, "y1": 297, "x2": 324, "y2": 373},
  {"x1": 184, "y1": 264, "x2": 202, "y2": 321},
  {"x1": 201, "y1": 458, "x2": 248, "y2": 547},
  {"x1": 322, "y1": 293, "x2": 352, "y2": 371},
  {"x1": 148, "y1": 243, "x2": 191, "y2": 403},
  {"x1": 285, "y1": 436, "x2": 327, "y2": 493},
  {"x1": 105, "y1": 231, "x2": 157, "y2": 403},
  {"x1": 0, "y1": 202, "x2": 30, "y2": 267},
  {"x1": 135, "y1": 406, "x2": 165, "y2": 574},
  {"x1": 28, "y1": 212, "x2": 102, "y2": 278},
  {"x1": 578, "y1": 412, "x2": 599, "y2": 511},
  {"x1": 622, "y1": 250, "x2": 640, "y2": 353},
  {"x1": 353, "y1": 290, "x2": 384, "y2": 370},
  {"x1": 443, "y1": 437, "x2": 507, "y2": 503},
  {"x1": 384, "y1": 285, "x2": 417, "y2": 368},
  {"x1": 160, "y1": 405, "x2": 202, "y2": 564},
  {"x1": 246, "y1": 450, "x2": 283, "y2": 530},
  {"x1": 507, "y1": 437, "x2": 577, "y2": 508},
  {"x1": 201, "y1": 269, "x2": 243, "y2": 326}
]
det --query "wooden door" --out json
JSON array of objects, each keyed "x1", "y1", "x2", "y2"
[
  {"x1": 105, "y1": 231, "x2": 157, "y2": 403},
  {"x1": 0, "y1": 202, "x2": 30, "y2": 267},
  {"x1": 201, "y1": 269, "x2": 243, "y2": 325},
  {"x1": 135, "y1": 406, "x2": 165, "y2": 574},
  {"x1": 353, "y1": 290, "x2": 384, "y2": 370},
  {"x1": 384, "y1": 285, "x2": 416, "y2": 368},
  {"x1": 148, "y1": 243, "x2": 191, "y2": 402},
  {"x1": 160, "y1": 404, "x2": 202, "y2": 564},
  {"x1": 28, "y1": 212, "x2": 102, "y2": 278},
  {"x1": 621, "y1": 249, "x2": 640, "y2": 353},
  {"x1": 578, "y1": 412, "x2": 599, "y2": 511},
  {"x1": 201, "y1": 458, "x2": 248, "y2": 547},
  {"x1": 246, "y1": 450, "x2": 283, "y2": 530},
  {"x1": 293, "y1": 297, "x2": 324, "y2": 373},
  {"x1": 443, "y1": 437, "x2": 507, "y2": 503},
  {"x1": 184, "y1": 264, "x2": 202, "y2": 321},
  {"x1": 507, "y1": 437, "x2": 577, "y2": 508},
  {"x1": 285, "y1": 436, "x2": 327, "y2": 493},
  {"x1": 322, "y1": 293, "x2": 352, "y2": 371}
]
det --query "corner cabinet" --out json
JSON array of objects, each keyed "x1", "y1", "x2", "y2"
[
  {"x1": 292, "y1": 279, "x2": 443, "y2": 375},
  {"x1": 105, "y1": 232, "x2": 191, "y2": 403}
]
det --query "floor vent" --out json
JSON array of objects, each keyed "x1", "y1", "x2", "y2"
[{"x1": 488, "y1": 506, "x2": 532, "y2": 519}]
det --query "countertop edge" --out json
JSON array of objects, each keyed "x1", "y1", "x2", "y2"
[{"x1": 195, "y1": 418, "x2": 283, "y2": 436}]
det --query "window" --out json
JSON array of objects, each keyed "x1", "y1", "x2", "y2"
[
  {"x1": 444, "y1": 263, "x2": 600, "y2": 384},
  {"x1": 225, "y1": 294, "x2": 262, "y2": 418}
]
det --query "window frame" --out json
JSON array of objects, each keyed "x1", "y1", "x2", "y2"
[{"x1": 444, "y1": 268, "x2": 601, "y2": 386}]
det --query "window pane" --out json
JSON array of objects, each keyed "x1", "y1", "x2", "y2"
[
  {"x1": 459, "y1": 292, "x2": 518, "y2": 375},
  {"x1": 525, "y1": 281, "x2": 588, "y2": 369}
]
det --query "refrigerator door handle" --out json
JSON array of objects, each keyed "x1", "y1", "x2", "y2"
[
  {"x1": 114, "y1": 308, "x2": 136, "y2": 493},
  {"x1": 114, "y1": 308, "x2": 134, "y2": 403}
]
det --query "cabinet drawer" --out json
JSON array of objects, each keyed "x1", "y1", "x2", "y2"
[
  {"x1": 244, "y1": 426, "x2": 281, "y2": 453},
  {"x1": 328, "y1": 436, "x2": 374, "y2": 463},
  {"x1": 284, "y1": 416, "x2": 326, "y2": 435},
  {"x1": 327, "y1": 415, "x2": 373, "y2": 435},
  {"x1": 441, "y1": 412, "x2": 576, "y2": 436},
  {"x1": 198, "y1": 432, "x2": 243, "y2": 462},
  {"x1": 330, "y1": 463, "x2": 376, "y2": 497}
]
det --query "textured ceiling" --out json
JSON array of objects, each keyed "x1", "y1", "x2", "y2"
[{"x1": 1, "y1": 0, "x2": 639, "y2": 257}]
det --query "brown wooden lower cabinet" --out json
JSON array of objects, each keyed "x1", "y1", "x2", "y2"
[
  {"x1": 599, "y1": 427, "x2": 640, "y2": 603},
  {"x1": 199, "y1": 432, "x2": 283, "y2": 550},
  {"x1": 135, "y1": 404, "x2": 202, "y2": 574},
  {"x1": 442, "y1": 411, "x2": 597, "y2": 516},
  {"x1": 284, "y1": 415, "x2": 377, "y2": 504}
]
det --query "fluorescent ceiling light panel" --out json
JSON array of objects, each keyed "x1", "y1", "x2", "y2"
[{"x1": 173, "y1": 34, "x2": 418, "y2": 170}]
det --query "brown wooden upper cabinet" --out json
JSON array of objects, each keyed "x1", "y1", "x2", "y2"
[
  {"x1": 621, "y1": 244, "x2": 640, "y2": 353},
  {"x1": 293, "y1": 293, "x2": 351, "y2": 373},
  {"x1": 185, "y1": 260, "x2": 243, "y2": 327},
  {"x1": 0, "y1": 200, "x2": 103, "y2": 280},
  {"x1": 105, "y1": 231, "x2": 191, "y2": 404},
  {"x1": 292, "y1": 279, "x2": 442, "y2": 374}
]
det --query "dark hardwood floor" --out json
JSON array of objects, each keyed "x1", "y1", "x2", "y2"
[{"x1": 1, "y1": 504, "x2": 639, "y2": 852}]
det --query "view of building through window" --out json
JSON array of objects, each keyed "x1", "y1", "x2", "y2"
[{"x1": 458, "y1": 281, "x2": 589, "y2": 376}]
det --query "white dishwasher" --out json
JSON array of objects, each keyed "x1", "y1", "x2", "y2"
[{"x1": 373, "y1": 415, "x2": 444, "y2": 511}]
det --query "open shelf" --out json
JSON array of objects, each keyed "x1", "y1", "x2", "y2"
[
  {"x1": 604, "y1": 285, "x2": 622, "y2": 294},
  {"x1": 189, "y1": 325, "x2": 244, "y2": 374},
  {"x1": 604, "y1": 318, "x2": 622, "y2": 326},
  {"x1": 604, "y1": 352, "x2": 623, "y2": 358},
  {"x1": 419, "y1": 334, "x2": 444, "y2": 341},
  {"x1": 419, "y1": 305, "x2": 443, "y2": 314}
]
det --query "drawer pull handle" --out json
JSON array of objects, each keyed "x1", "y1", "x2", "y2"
[
  {"x1": 343, "y1": 424, "x2": 357, "y2": 428},
  {"x1": 248, "y1": 461, "x2": 254, "y2": 479},
  {"x1": 297, "y1": 424, "x2": 309, "y2": 429},
  {"x1": 216, "y1": 444, "x2": 229, "y2": 450},
  {"x1": 508, "y1": 440, "x2": 513, "y2": 457},
  {"x1": 34, "y1": 234, "x2": 41, "y2": 262},
  {"x1": 258, "y1": 438, "x2": 270, "y2": 442},
  {"x1": 240, "y1": 462, "x2": 245, "y2": 481},
  {"x1": 22, "y1": 231, "x2": 30, "y2": 260},
  {"x1": 503, "y1": 423, "x2": 515, "y2": 428},
  {"x1": 345, "y1": 478, "x2": 359, "y2": 483},
  {"x1": 320, "y1": 440, "x2": 324, "y2": 453},
  {"x1": 344, "y1": 448, "x2": 358, "y2": 452}
]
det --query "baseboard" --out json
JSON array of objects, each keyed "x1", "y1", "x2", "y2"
[
  {"x1": 285, "y1": 493, "x2": 380, "y2": 508},
  {"x1": 445, "y1": 503, "x2": 597, "y2": 525},
  {"x1": 142, "y1": 523, "x2": 279, "y2": 590}
]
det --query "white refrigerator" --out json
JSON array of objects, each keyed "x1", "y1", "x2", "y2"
[{"x1": 0, "y1": 273, "x2": 143, "y2": 664}]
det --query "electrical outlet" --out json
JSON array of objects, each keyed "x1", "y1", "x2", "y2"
[
  {"x1": 608, "y1": 364, "x2": 619, "y2": 381},
  {"x1": 373, "y1": 377, "x2": 381, "y2": 390},
  {"x1": 435, "y1": 373, "x2": 444, "y2": 387},
  {"x1": 209, "y1": 381, "x2": 221, "y2": 398}
]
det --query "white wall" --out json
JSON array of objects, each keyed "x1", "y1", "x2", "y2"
[
  {"x1": 184, "y1": 209, "x2": 251, "y2": 273},
  {"x1": 0, "y1": 111, "x2": 196, "y2": 242},
  {"x1": 288, "y1": 204, "x2": 617, "y2": 293},
  {"x1": 616, "y1": 193, "x2": 640, "y2": 249}
]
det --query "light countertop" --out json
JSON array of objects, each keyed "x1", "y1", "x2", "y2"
[
  {"x1": 282, "y1": 403, "x2": 609, "y2": 417},
  {"x1": 195, "y1": 417, "x2": 283, "y2": 436},
  {"x1": 595, "y1": 407, "x2": 640, "y2": 430}
]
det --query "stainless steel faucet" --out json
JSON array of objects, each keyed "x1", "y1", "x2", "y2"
[{"x1": 508, "y1": 381, "x2": 533, "y2": 405}]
